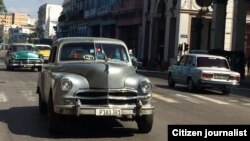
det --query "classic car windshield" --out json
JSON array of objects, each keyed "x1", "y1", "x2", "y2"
[
  {"x1": 197, "y1": 57, "x2": 229, "y2": 69},
  {"x1": 35, "y1": 45, "x2": 51, "y2": 51},
  {"x1": 12, "y1": 45, "x2": 34, "y2": 52},
  {"x1": 60, "y1": 43, "x2": 95, "y2": 61},
  {"x1": 60, "y1": 43, "x2": 129, "y2": 62},
  {"x1": 95, "y1": 43, "x2": 129, "y2": 62}
]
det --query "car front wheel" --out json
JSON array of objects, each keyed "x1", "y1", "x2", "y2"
[
  {"x1": 38, "y1": 93, "x2": 47, "y2": 114},
  {"x1": 48, "y1": 95, "x2": 61, "y2": 134},
  {"x1": 136, "y1": 115, "x2": 153, "y2": 133},
  {"x1": 168, "y1": 74, "x2": 175, "y2": 88},
  {"x1": 187, "y1": 78, "x2": 195, "y2": 92},
  {"x1": 222, "y1": 87, "x2": 231, "y2": 95}
]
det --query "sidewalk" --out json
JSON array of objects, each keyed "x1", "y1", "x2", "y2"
[{"x1": 241, "y1": 74, "x2": 250, "y2": 88}]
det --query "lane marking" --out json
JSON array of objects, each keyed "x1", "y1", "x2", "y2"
[
  {"x1": 192, "y1": 95, "x2": 230, "y2": 105},
  {"x1": 152, "y1": 93, "x2": 178, "y2": 103},
  {"x1": 175, "y1": 94, "x2": 200, "y2": 104},
  {"x1": 0, "y1": 91, "x2": 8, "y2": 102},
  {"x1": 21, "y1": 90, "x2": 36, "y2": 102},
  {"x1": 242, "y1": 103, "x2": 250, "y2": 106},
  {"x1": 228, "y1": 99, "x2": 239, "y2": 103}
]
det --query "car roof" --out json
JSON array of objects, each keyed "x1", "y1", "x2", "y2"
[
  {"x1": 55, "y1": 37, "x2": 126, "y2": 46},
  {"x1": 11, "y1": 43, "x2": 34, "y2": 46},
  {"x1": 187, "y1": 53, "x2": 227, "y2": 59}
]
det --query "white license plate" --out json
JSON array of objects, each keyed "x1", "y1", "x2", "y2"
[
  {"x1": 23, "y1": 64, "x2": 29, "y2": 67},
  {"x1": 96, "y1": 109, "x2": 121, "y2": 116},
  {"x1": 214, "y1": 75, "x2": 228, "y2": 79}
]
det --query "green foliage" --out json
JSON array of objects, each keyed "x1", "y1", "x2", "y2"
[{"x1": 0, "y1": 0, "x2": 7, "y2": 13}]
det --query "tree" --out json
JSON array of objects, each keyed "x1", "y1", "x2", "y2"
[{"x1": 0, "y1": 0, "x2": 7, "y2": 13}]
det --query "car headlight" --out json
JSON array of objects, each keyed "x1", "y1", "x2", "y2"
[
  {"x1": 139, "y1": 81, "x2": 152, "y2": 94},
  {"x1": 10, "y1": 55, "x2": 16, "y2": 60},
  {"x1": 61, "y1": 79, "x2": 73, "y2": 92}
]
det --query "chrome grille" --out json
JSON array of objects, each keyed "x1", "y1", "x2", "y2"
[{"x1": 76, "y1": 90, "x2": 138, "y2": 105}]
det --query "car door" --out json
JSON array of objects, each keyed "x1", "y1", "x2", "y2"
[
  {"x1": 180, "y1": 55, "x2": 194, "y2": 83},
  {"x1": 172, "y1": 55, "x2": 187, "y2": 82},
  {"x1": 43, "y1": 45, "x2": 57, "y2": 101}
]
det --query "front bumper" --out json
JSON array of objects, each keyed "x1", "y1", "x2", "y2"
[
  {"x1": 9, "y1": 59, "x2": 43, "y2": 68},
  {"x1": 54, "y1": 100, "x2": 154, "y2": 117}
]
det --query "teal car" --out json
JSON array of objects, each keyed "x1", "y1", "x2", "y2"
[{"x1": 5, "y1": 43, "x2": 44, "y2": 71}]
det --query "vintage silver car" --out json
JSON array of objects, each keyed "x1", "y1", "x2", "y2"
[
  {"x1": 37, "y1": 37, "x2": 154, "y2": 134},
  {"x1": 168, "y1": 53, "x2": 240, "y2": 94}
]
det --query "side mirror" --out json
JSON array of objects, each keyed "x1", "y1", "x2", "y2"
[{"x1": 132, "y1": 58, "x2": 142, "y2": 67}]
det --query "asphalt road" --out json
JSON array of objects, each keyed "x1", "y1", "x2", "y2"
[{"x1": 1, "y1": 50, "x2": 250, "y2": 141}]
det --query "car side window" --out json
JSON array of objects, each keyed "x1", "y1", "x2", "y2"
[
  {"x1": 179, "y1": 56, "x2": 187, "y2": 66},
  {"x1": 186, "y1": 56, "x2": 194, "y2": 66},
  {"x1": 49, "y1": 46, "x2": 57, "y2": 63}
]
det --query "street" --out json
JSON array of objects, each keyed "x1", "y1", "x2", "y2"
[{"x1": 0, "y1": 51, "x2": 250, "y2": 141}]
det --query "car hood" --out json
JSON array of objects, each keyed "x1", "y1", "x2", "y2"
[
  {"x1": 54, "y1": 62, "x2": 135, "y2": 89},
  {"x1": 13, "y1": 51, "x2": 39, "y2": 59},
  {"x1": 38, "y1": 50, "x2": 50, "y2": 57}
]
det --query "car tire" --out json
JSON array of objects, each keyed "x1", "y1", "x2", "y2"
[
  {"x1": 136, "y1": 115, "x2": 153, "y2": 133},
  {"x1": 39, "y1": 93, "x2": 47, "y2": 114},
  {"x1": 222, "y1": 88, "x2": 231, "y2": 95},
  {"x1": 187, "y1": 78, "x2": 195, "y2": 92},
  {"x1": 168, "y1": 74, "x2": 175, "y2": 88},
  {"x1": 37, "y1": 66, "x2": 43, "y2": 72},
  {"x1": 10, "y1": 66, "x2": 14, "y2": 71},
  {"x1": 48, "y1": 95, "x2": 61, "y2": 134},
  {"x1": 6, "y1": 65, "x2": 10, "y2": 71}
]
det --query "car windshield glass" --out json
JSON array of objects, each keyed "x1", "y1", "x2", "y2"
[
  {"x1": 12, "y1": 45, "x2": 34, "y2": 51},
  {"x1": 197, "y1": 57, "x2": 229, "y2": 69},
  {"x1": 60, "y1": 43, "x2": 95, "y2": 61},
  {"x1": 95, "y1": 43, "x2": 129, "y2": 62},
  {"x1": 35, "y1": 46, "x2": 51, "y2": 50}
]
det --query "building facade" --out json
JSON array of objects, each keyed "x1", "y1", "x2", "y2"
[
  {"x1": 58, "y1": 0, "x2": 144, "y2": 57},
  {"x1": 141, "y1": 0, "x2": 249, "y2": 70},
  {"x1": 37, "y1": 3, "x2": 63, "y2": 39},
  {"x1": 12, "y1": 13, "x2": 28, "y2": 26}
]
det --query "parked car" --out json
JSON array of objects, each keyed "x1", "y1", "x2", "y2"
[
  {"x1": 167, "y1": 53, "x2": 240, "y2": 94},
  {"x1": 5, "y1": 43, "x2": 44, "y2": 71},
  {"x1": 34, "y1": 44, "x2": 51, "y2": 63},
  {"x1": 37, "y1": 37, "x2": 154, "y2": 134}
]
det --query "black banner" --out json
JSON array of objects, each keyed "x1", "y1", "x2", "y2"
[{"x1": 168, "y1": 125, "x2": 250, "y2": 141}]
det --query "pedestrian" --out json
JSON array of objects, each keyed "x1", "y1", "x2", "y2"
[{"x1": 247, "y1": 56, "x2": 250, "y2": 74}]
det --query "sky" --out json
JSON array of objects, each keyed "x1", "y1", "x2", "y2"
[{"x1": 3, "y1": 0, "x2": 64, "y2": 18}]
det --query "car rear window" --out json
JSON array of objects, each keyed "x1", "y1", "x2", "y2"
[{"x1": 197, "y1": 57, "x2": 229, "y2": 69}]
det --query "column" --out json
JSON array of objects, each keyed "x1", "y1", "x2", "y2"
[
  {"x1": 231, "y1": 0, "x2": 247, "y2": 51},
  {"x1": 210, "y1": 0, "x2": 228, "y2": 50}
]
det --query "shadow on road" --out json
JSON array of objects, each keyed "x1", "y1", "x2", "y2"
[
  {"x1": 0, "y1": 106, "x2": 138, "y2": 139},
  {"x1": 155, "y1": 84, "x2": 224, "y2": 95}
]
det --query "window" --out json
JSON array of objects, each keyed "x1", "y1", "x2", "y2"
[
  {"x1": 179, "y1": 56, "x2": 187, "y2": 66},
  {"x1": 186, "y1": 56, "x2": 194, "y2": 66},
  {"x1": 60, "y1": 43, "x2": 95, "y2": 61},
  {"x1": 49, "y1": 46, "x2": 57, "y2": 63},
  {"x1": 12, "y1": 45, "x2": 33, "y2": 51},
  {"x1": 95, "y1": 43, "x2": 129, "y2": 62},
  {"x1": 197, "y1": 57, "x2": 229, "y2": 69}
]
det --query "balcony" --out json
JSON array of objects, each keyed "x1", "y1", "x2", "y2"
[{"x1": 112, "y1": 0, "x2": 143, "y2": 15}]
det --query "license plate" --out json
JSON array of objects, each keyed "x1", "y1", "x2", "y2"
[
  {"x1": 96, "y1": 109, "x2": 121, "y2": 116},
  {"x1": 23, "y1": 64, "x2": 29, "y2": 67},
  {"x1": 214, "y1": 75, "x2": 228, "y2": 80}
]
